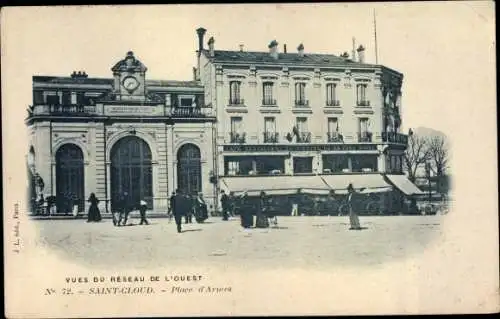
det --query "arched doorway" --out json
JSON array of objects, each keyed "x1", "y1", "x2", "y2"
[
  {"x1": 56, "y1": 144, "x2": 85, "y2": 213},
  {"x1": 177, "y1": 144, "x2": 202, "y2": 195},
  {"x1": 110, "y1": 136, "x2": 153, "y2": 211}
]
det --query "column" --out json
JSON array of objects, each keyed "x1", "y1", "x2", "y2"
[{"x1": 166, "y1": 124, "x2": 175, "y2": 196}]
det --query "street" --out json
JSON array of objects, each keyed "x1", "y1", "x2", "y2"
[{"x1": 34, "y1": 215, "x2": 443, "y2": 270}]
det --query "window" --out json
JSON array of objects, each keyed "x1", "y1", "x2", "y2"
[
  {"x1": 293, "y1": 157, "x2": 313, "y2": 174},
  {"x1": 229, "y1": 81, "x2": 241, "y2": 104},
  {"x1": 296, "y1": 117, "x2": 308, "y2": 133},
  {"x1": 76, "y1": 92, "x2": 85, "y2": 105},
  {"x1": 165, "y1": 94, "x2": 172, "y2": 106},
  {"x1": 359, "y1": 118, "x2": 369, "y2": 134},
  {"x1": 295, "y1": 82, "x2": 307, "y2": 105},
  {"x1": 264, "y1": 117, "x2": 276, "y2": 133},
  {"x1": 358, "y1": 118, "x2": 371, "y2": 142},
  {"x1": 356, "y1": 83, "x2": 368, "y2": 106},
  {"x1": 326, "y1": 83, "x2": 337, "y2": 105},
  {"x1": 180, "y1": 97, "x2": 194, "y2": 107},
  {"x1": 70, "y1": 92, "x2": 77, "y2": 104},
  {"x1": 255, "y1": 156, "x2": 285, "y2": 175},
  {"x1": 227, "y1": 161, "x2": 240, "y2": 176},
  {"x1": 33, "y1": 91, "x2": 44, "y2": 104},
  {"x1": 323, "y1": 155, "x2": 349, "y2": 173},
  {"x1": 46, "y1": 94, "x2": 59, "y2": 105},
  {"x1": 61, "y1": 91, "x2": 71, "y2": 105},
  {"x1": 327, "y1": 117, "x2": 338, "y2": 133},
  {"x1": 351, "y1": 155, "x2": 378, "y2": 172},
  {"x1": 262, "y1": 82, "x2": 275, "y2": 105},
  {"x1": 230, "y1": 117, "x2": 242, "y2": 134}
]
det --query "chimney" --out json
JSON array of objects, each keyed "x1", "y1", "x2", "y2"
[
  {"x1": 196, "y1": 27, "x2": 207, "y2": 56},
  {"x1": 340, "y1": 52, "x2": 350, "y2": 59},
  {"x1": 297, "y1": 43, "x2": 304, "y2": 57},
  {"x1": 208, "y1": 37, "x2": 215, "y2": 57},
  {"x1": 268, "y1": 40, "x2": 279, "y2": 59},
  {"x1": 283, "y1": 44, "x2": 287, "y2": 54},
  {"x1": 239, "y1": 44, "x2": 244, "y2": 52},
  {"x1": 357, "y1": 45, "x2": 365, "y2": 63},
  {"x1": 193, "y1": 67, "x2": 197, "y2": 81}
]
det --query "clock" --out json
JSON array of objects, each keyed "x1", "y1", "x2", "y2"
[{"x1": 122, "y1": 76, "x2": 139, "y2": 92}]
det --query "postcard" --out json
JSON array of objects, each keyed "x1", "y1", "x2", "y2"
[{"x1": 2, "y1": 3, "x2": 498, "y2": 317}]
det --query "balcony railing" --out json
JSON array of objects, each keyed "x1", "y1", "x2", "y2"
[
  {"x1": 382, "y1": 132, "x2": 408, "y2": 145},
  {"x1": 169, "y1": 107, "x2": 206, "y2": 117},
  {"x1": 263, "y1": 132, "x2": 279, "y2": 143},
  {"x1": 294, "y1": 99, "x2": 309, "y2": 107},
  {"x1": 327, "y1": 132, "x2": 344, "y2": 143},
  {"x1": 357, "y1": 100, "x2": 371, "y2": 107},
  {"x1": 262, "y1": 98, "x2": 277, "y2": 106},
  {"x1": 358, "y1": 132, "x2": 373, "y2": 142},
  {"x1": 326, "y1": 100, "x2": 340, "y2": 107},
  {"x1": 30, "y1": 104, "x2": 97, "y2": 116},
  {"x1": 230, "y1": 132, "x2": 246, "y2": 144},
  {"x1": 228, "y1": 98, "x2": 245, "y2": 106},
  {"x1": 296, "y1": 132, "x2": 312, "y2": 143}
]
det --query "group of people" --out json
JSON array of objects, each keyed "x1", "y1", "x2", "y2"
[
  {"x1": 84, "y1": 182, "x2": 363, "y2": 231},
  {"x1": 168, "y1": 190, "x2": 209, "y2": 233}
]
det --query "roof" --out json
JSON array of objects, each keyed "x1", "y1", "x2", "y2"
[
  {"x1": 32, "y1": 76, "x2": 202, "y2": 89},
  {"x1": 206, "y1": 49, "x2": 380, "y2": 69}
]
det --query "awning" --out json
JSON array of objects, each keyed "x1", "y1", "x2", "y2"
[
  {"x1": 385, "y1": 174, "x2": 424, "y2": 196},
  {"x1": 320, "y1": 174, "x2": 393, "y2": 194},
  {"x1": 220, "y1": 175, "x2": 330, "y2": 196}
]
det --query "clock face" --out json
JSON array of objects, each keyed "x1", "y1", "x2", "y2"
[{"x1": 122, "y1": 76, "x2": 139, "y2": 92}]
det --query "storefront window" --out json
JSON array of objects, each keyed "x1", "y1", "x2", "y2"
[{"x1": 351, "y1": 155, "x2": 378, "y2": 172}]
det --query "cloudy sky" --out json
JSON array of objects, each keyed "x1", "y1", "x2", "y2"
[{"x1": 1, "y1": 2, "x2": 495, "y2": 149}]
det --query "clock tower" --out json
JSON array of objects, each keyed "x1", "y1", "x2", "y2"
[{"x1": 111, "y1": 51, "x2": 148, "y2": 101}]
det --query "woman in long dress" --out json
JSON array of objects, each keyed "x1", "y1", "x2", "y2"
[
  {"x1": 255, "y1": 191, "x2": 270, "y2": 228},
  {"x1": 346, "y1": 184, "x2": 362, "y2": 230},
  {"x1": 87, "y1": 193, "x2": 102, "y2": 222}
]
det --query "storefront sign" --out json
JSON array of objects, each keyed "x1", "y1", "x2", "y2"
[
  {"x1": 105, "y1": 105, "x2": 161, "y2": 116},
  {"x1": 223, "y1": 144, "x2": 377, "y2": 153}
]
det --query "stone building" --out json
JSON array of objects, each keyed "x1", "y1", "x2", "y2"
[
  {"x1": 26, "y1": 51, "x2": 217, "y2": 214},
  {"x1": 194, "y1": 27, "x2": 422, "y2": 213}
]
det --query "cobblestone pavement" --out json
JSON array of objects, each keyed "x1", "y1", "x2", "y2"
[{"x1": 33, "y1": 215, "x2": 443, "y2": 270}]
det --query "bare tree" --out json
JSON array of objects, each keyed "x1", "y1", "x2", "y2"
[
  {"x1": 404, "y1": 130, "x2": 430, "y2": 182},
  {"x1": 427, "y1": 135, "x2": 449, "y2": 177},
  {"x1": 427, "y1": 135, "x2": 449, "y2": 195}
]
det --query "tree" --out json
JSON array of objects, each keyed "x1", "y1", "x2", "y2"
[
  {"x1": 404, "y1": 130, "x2": 430, "y2": 182},
  {"x1": 427, "y1": 135, "x2": 450, "y2": 194}
]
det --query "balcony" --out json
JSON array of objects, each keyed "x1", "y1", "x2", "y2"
[
  {"x1": 327, "y1": 132, "x2": 344, "y2": 143},
  {"x1": 296, "y1": 132, "x2": 312, "y2": 143},
  {"x1": 29, "y1": 104, "x2": 97, "y2": 116},
  {"x1": 294, "y1": 99, "x2": 309, "y2": 107},
  {"x1": 357, "y1": 100, "x2": 371, "y2": 107},
  {"x1": 228, "y1": 98, "x2": 245, "y2": 106},
  {"x1": 358, "y1": 132, "x2": 373, "y2": 142},
  {"x1": 169, "y1": 107, "x2": 207, "y2": 117},
  {"x1": 262, "y1": 98, "x2": 277, "y2": 106},
  {"x1": 263, "y1": 132, "x2": 279, "y2": 143},
  {"x1": 230, "y1": 132, "x2": 246, "y2": 144},
  {"x1": 382, "y1": 132, "x2": 408, "y2": 145},
  {"x1": 326, "y1": 100, "x2": 340, "y2": 107}
]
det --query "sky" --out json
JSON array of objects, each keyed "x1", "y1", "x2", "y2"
[{"x1": 1, "y1": 3, "x2": 496, "y2": 167}]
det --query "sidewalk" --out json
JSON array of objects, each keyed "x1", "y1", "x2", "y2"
[{"x1": 29, "y1": 210, "x2": 171, "y2": 220}]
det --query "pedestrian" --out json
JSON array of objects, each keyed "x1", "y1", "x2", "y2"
[
  {"x1": 255, "y1": 191, "x2": 270, "y2": 228},
  {"x1": 173, "y1": 189, "x2": 184, "y2": 233},
  {"x1": 117, "y1": 191, "x2": 131, "y2": 226},
  {"x1": 87, "y1": 193, "x2": 102, "y2": 222},
  {"x1": 220, "y1": 190, "x2": 230, "y2": 221},
  {"x1": 184, "y1": 194, "x2": 193, "y2": 224},
  {"x1": 139, "y1": 200, "x2": 149, "y2": 225},
  {"x1": 239, "y1": 191, "x2": 253, "y2": 228},
  {"x1": 228, "y1": 192, "x2": 236, "y2": 217},
  {"x1": 195, "y1": 192, "x2": 208, "y2": 223},
  {"x1": 347, "y1": 183, "x2": 362, "y2": 230},
  {"x1": 168, "y1": 191, "x2": 176, "y2": 222}
]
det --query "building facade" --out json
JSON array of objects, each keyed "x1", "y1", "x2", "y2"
[
  {"x1": 195, "y1": 27, "x2": 421, "y2": 213},
  {"x1": 26, "y1": 51, "x2": 217, "y2": 214}
]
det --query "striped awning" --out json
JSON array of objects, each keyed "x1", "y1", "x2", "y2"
[
  {"x1": 385, "y1": 174, "x2": 424, "y2": 195},
  {"x1": 220, "y1": 175, "x2": 331, "y2": 196}
]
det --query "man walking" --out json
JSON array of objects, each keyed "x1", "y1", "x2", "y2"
[
  {"x1": 220, "y1": 190, "x2": 230, "y2": 221},
  {"x1": 347, "y1": 183, "x2": 362, "y2": 230},
  {"x1": 173, "y1": 189, "x2": 184, "y2": 233},
  {"x1": 139, "y1": 199, "x2": 149, "y2": 225},
  {"x1": 168, "y1": 191, "x2": 176, "y2": 222},
  {"x1": 117, "y1": 191, "x2": 131, "y2": 226}
]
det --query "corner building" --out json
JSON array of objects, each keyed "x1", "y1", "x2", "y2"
[
  {"x1": 27, "y1": 52, "x2": 217, "y2": 213},
  {"x1": 195, "y1": 28, "x2": 421, "y2": 214}
]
